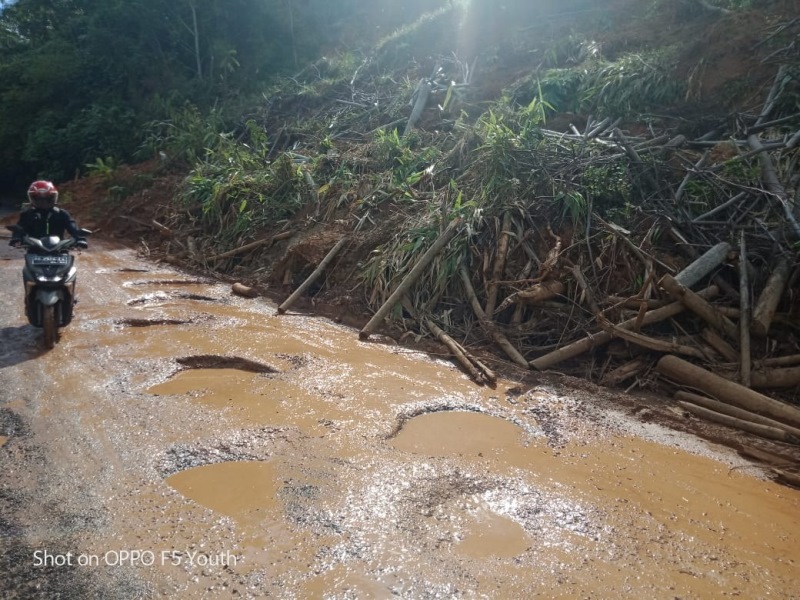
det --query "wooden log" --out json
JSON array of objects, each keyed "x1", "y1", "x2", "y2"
[
  {"x1": 738, "y1": 233, "x2": 751, "y2": 386},
  {"x1": 276, "y1": 237, "x2": 348, "y2": 315},
  {"x1": 676, "y1": 391, "x2": 800, "y2": 439},
  {"x1": 530, "y1": 286, "x2": 718, "y2": 370},
  {"x1": 678, "y1": 402, "x2": 800, "y2": 445},
  {"x1": 460, "y1": 265, "x2": 529, "y2": 369},
  {"x1": 700, "y1": 328, "x2": 738, "y2": 362},
  {"x1": 656, "y1": 355, "x2": 800, "y2": 428},
  {"x1": 751, "y1": 256, "x2": 792, "y2": 337},
  {"x1": 485, "y1": 212, "x2": 512, "y2": 317},
  {"x1": 231, "y1": 282, "x2": 259, "y2": 298},
  {"x1": 737, "y1": 444, "x2": 798, "y2": 468},
  {"x1": 673, "y1": 241, "x2": 731, "y2": 288},
  {"x1": 659, "y1": 274, "x2": 738, "y2": 340},
  {"x1": 208, "y1": 230, "x2": 293, "y2": 262},
  {"x1": 359, "y1": 218, "x2": 463, "y2": 339},
  {"x1": 749, "y1": 366, "x2": 800, "y2": 389}
]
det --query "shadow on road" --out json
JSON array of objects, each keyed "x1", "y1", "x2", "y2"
[{"x1": 0, "y1": 325, "x2": 43, "y2": 367}]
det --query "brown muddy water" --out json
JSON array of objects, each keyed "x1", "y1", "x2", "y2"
[{"x1": 1, "y1": 241, "x2": 799, "y2": 599}]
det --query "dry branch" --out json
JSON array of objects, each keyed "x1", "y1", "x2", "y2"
[{"x1": 738, "y1": 233, "x2": 751, "y2": 386}]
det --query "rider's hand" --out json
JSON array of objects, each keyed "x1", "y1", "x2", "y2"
[
  {"x1": 8, "y1": 238, "x2": 21, "y2": 247},
  {"x1": 75, "y1": 239, "x2": 88, "y2": 249}
]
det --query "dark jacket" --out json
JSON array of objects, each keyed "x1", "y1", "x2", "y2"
[{"x1": 11, "y1": 207, "x2": 83, "y2": 241}]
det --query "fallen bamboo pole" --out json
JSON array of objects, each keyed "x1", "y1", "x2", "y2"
[
  {"x1": 276, "y1": 237, "x2": 348, "y2": 315},
  {"x1": 656, "y1": 355, "x2": 800, "y2": 428},
  {"x1": 460, "y1": 265, "x2": 529, "y2": 369},
  {"x1": 530, "y1": 287, "x2": 718, "y2": 370},
  {"x1": 738, "y1": 232, "x2": 751, "y2": 387},
  {"x1": 678, "y1": 401, "x2": 800, "y2": 445},
  {"x1": 425, "y1": 317, "x2": 495, "y2": 384},
  {"x1": 208, "y1": 230, "x2": 294, "y2": 262},
  {"x1": 360, "y1": 218, "x2": 463, "y2": 340},
  {"x1": 701, "y1": 328, "x2": 738, "y2": 362},
  {"x1": 660, "y1": 274, "x2": 738, "y2": 340},
  {"x1": 676, "y1": 391, "x2": 800, "y2": 439},
  {"x1": 748, "y1": 134, "x2": 800, "y2": 239},
  {"x1": 748, "y1": 366, "x2": 800, "y2": 389}
]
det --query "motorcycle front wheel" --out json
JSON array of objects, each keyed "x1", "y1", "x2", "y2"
[{"x1": 42, "y1": 304, "x2": 59, "y2": 349}]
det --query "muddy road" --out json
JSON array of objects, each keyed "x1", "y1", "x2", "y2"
[{"x1": 1, "y1": 240, "x2": 799, "y2": 599}]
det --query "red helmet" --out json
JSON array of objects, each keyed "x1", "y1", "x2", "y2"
[{"x1": 27, "y1": 180, "x2": 59, "y2": 209}]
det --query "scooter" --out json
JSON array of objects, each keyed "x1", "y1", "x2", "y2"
[{"x1": 6, "y1": 225, "x2": 91, "y2": 349}]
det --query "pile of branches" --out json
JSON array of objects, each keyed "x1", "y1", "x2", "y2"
[{"x1": 344, "y1": 64, "x2": 800, "y2": 469}]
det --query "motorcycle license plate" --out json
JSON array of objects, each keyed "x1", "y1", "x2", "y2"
[{"x1": 30, "y1": 255, "x2": 69, "y2": 266}]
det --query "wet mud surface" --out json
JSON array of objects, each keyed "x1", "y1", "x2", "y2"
[{"x1": 1, "y1": 241, "x2": 799, "y2": 598}]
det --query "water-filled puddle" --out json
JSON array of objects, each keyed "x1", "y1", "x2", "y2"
[
  {"x1": 456, "y1": 509, "x2": 530, "y2": 558},
  {"x1": 148, "y1": 367, "x2": 351, "y2": 434},
  {"x1": 389, "y1": 411, "x2": 525, "y2": 459},
  {"x1": 165, "y1": 461, "x2": 280, "y2": 524}
]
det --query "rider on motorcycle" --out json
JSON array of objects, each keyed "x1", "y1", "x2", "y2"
[{"x1": 9, "y1": 180, "x2": 88, "y2": 249}]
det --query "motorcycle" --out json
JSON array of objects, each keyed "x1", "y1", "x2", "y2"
[{"x1": 6, "y1": 225, "x2": 91, "y2": 349}]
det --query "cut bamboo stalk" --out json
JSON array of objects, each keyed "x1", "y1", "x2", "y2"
[
  {"x1": 459, "y1": 265, "x2": 529, "y2": 369},
  {"x1": 360, "y1": 218, "x2": 463, "y2": 340},
  {"x1": 277, "y1": 237, "x2": 348, "y2": 315},
  {"x1": 700, "y1": 328, "x2": 738, "y2": 362},
  {"x1": 484, "y1": 212, "x2": 512, "y2": 317},
  {"x1": 678, "y1": 401, "x2": 800, "y2": 445},
  {"x1": 659, "y1": 274, "x2": 738, "y2": 341},
  {"x1": 751, "y1": 256, "x2": 792, "y2": 337},
  {"x1": 738, "y1": 233, "x2": 751, "y2": 387},
  {"x1": 676, "y1": 391, "x2": 800, "y2": 439},
  {"x1": 530, "y1": 286, "x2": 718, "y2": 370},
  {"x1": 656, "y1": 355, "x2": 800, "y2": 428},
  {"x1": 232, "y1": 282, "x2": 259, "y2": 298}
]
